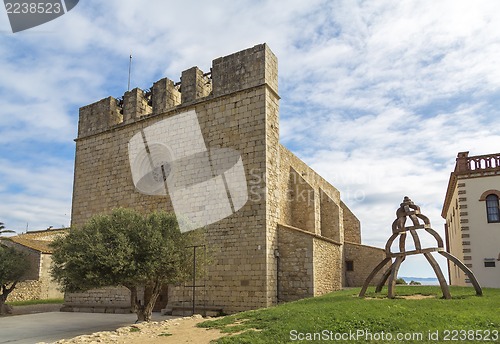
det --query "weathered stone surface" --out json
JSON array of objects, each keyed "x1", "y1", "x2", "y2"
[
  {"x1": 8, "y1": 280, "x2": 43, "y2": 302},
  {"x1": 70, "y1": 43, "x2": 383, "y2": 314},
  {"x1": 344, "y1": 243, "x2": 387, "y2": 287},
  {"x1": 64, "y1": 287, "x2": 132, "y2": 313},
  {"x1": 3, "y1": 235, "x2": 64, "y2": 301}
]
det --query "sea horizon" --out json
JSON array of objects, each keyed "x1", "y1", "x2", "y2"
[{"x1": 400, "y1": 276, "x2": 440, "y2": 285}]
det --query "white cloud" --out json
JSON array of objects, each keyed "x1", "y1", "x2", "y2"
[
  {"x1": 277, "y1": 1, "x2": 500, "y2": 277},
  {"x1": 0, "y1": 158, "x2": 72, "y2": 231}
]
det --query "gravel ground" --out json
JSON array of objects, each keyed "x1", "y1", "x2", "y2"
[
  {"x1": 46, "y1": 315, "x2": 225, "y2": 344},
  {"x1": 2, "y1": 305, "x2": 226, "y2": 343}
]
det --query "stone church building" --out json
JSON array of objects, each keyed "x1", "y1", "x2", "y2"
[{"x1": 66, "y1": 44, "x2": 385, "y2": 314}]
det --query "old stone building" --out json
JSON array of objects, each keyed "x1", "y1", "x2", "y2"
[
  {"x1": 442, "y1": 151, "x2": 500, "y2": 288},
  {"x1": 1, "y1": 228, "x2": 66, "y2": 301},
  {"x1": 68, "y1": 44, "x2": 385, "y2": 314}
]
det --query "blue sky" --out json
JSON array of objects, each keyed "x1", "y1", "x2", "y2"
[{"x1": 1, "y1": 0, "x2": 500, "y2": 278}]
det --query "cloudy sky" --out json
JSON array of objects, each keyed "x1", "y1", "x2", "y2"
[{"x1": 1, "y1": 0, "x2": 499, "y2": 278}]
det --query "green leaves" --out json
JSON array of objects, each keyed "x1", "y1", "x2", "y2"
[
  {"x1": 50, "y1": 208, "x2": 202, "y2": 293},
  {"x1": 0, "y1": 245, "x2": 30, "y2": 287},
  {"x1": 1, "y1": 244, "x2": 30, "y2": 313}
]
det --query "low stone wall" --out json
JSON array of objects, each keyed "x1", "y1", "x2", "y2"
[
  {"x1": 277, "y1": 224, "x2": 314, "y2": 302},
  {"x1": 63, "y1": 287, "x2": 132, "y2": 313},
  {"x1": 8, "y1": 279, "x2": 64, "y2": 302},
  {"x1": 8, "y1": 280, "x2": 43, "y2": 302},
  {"x1": 277, "y1": 224, "x2": 343, "y2": 302},
  {"x1": 344, "y1": 242, "x2": 389, "y2": 287}
]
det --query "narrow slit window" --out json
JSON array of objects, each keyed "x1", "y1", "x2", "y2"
[{"x1": 346, "y1": 260, "x2": 354, "y2": 271}]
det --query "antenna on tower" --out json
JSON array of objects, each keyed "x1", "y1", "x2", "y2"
[{"x1": 128, "y1": 54, "x2": 132, "y2": 91}]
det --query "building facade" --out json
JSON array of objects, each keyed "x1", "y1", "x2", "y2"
[
  {"x1": 1, "y1": 228, "x2": 66, "y2": 301},
  {"x1": 68, "y1": 44, "x2": 386, "y2": 314},
  {"x1": 442, "y1": 151, "x2": 500, "y2": 288}
]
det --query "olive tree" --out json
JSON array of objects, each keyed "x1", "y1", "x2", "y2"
[
  {"x1": 51, "y1": 208, "x2": 203, "y2": 322},
  {"x1": 0, "y1": 245, "x2": 30, "y2": 314}
]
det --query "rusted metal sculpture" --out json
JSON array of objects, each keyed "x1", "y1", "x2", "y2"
[{"x1": 359, "y1": 197, "x2": 482, "y2": 299}]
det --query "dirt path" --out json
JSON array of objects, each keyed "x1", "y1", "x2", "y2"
[
  {"x1": 49, "y1": 315, "x2": 226, "y2": 344},
  {"x1": 3, "y1": 305, "x2": 227, "y2": 343}
]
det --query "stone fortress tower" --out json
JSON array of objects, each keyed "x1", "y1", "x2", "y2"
[{"x1": 68, "y1": 44, "x2": 386, "y2": 314}]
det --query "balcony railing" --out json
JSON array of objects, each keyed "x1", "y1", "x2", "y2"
[{"x1": 456, "y1": 152, "x2": 500, "y2": 173}]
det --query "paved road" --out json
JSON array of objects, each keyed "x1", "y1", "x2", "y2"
[{"x1": 0, "y1": 312, "x2": 172, "y2": 344}]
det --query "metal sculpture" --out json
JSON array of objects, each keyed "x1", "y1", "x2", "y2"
[{"x1": 359, "y1": 197, "x2": 482, "y2": 299}]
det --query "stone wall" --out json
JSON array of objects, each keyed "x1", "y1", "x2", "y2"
[
  {"x1": 277, "y1": 146, "x2": 344, "y2": 240},
  {"x1": 287, "y1": 169, "x2": 316, "y2": 233},
  {"x1": 344, "y1": 242, "x2": 388, "y2": 287},
  {"x1": 320, "y1": 189, "x2": 342, "y2": 242},
  {"x1": 313, "y1": 238, "x2": 342, "y2": 295},
  {"x1": 8, "y1": 280, "x2": 42, "y2": 302},
  {"x1": 1, "y1": 243, "x2": 64, "y2": 300},
  {"x1": 70, "y1": 43, "x2": 380, "y2": 313},
  {"x1": 8, "y1": 278, "x2": 63, "y2": 302},
  {"x1": 63, "y1": 287, "x2": 132, "y2": 313},
  {"x1": 273, "y1": 145, "x2": 347, "y2": 300},
  {"x1": 277, "y1": 224, "x2": 342, "y2": 302},
  {"x1": 71, "y1": 44, "x2": 278, "y2": 314},
  {"x1": 39, "y1": 254, "x2": 64, "y2": 299},
  {"x1": 277, "y1": 225, "x2": 314, "y2": 302},
  {"x1": 341, "y1": 201, "x2": 361, "y2": 244}
]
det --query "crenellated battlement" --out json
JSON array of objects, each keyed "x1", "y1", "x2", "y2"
[
  {"x1": 78, "y1": 96, "x2": 122, "y2": 138},
  {"x1": 71, "y1": 43, "x2": 381, "y2": 314},
  {"x1": 77, "y1": 43, "x2": 278, "y2": 139}
]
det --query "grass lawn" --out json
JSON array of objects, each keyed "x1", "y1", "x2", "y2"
[
  {"x1": 7, "y1": 298, "x2": 64, "y2": 306},
  {"x1": 199, "y1": 286, "x2": 499, "y2": 343}
]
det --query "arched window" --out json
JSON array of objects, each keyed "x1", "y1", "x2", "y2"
[{"x1": 485, "y1": 194, "x2": 500, "y2": 223}]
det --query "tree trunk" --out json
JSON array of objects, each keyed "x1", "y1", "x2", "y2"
[
  {"x1": 136, "y1": 280, "x2": 162, "y2": 322},
  {"x1": 0, "y1": 300, "x2": 13, "y2": 315},
  {"x1": 127, "y1": 285, "x2": 147, "y2": 322},
  {"x1": 0, "y1": 283, "x2": 16, "y2": 315},
  {"x1": 129, "y1": 286, "x2": 138, "y2": 313},
  {"x1": 0, "y1": 297, "x2": 6, "y2": 315}
]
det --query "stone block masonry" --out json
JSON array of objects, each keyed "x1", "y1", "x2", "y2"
[
  {"x1": 8, "y1": 280, "x2": 42, "y2": 302},
  {"x1": 344, "y1": 242, "x2": 388, "y2": 287},
  {"x1": 70, "y1": 43, "x2": 384, "y2": 314},
  {"x1": 62, "y1": 287, "x2": 131, "y2": 313},
  {"x1": 2, "y1": 239, "x2": 64, "y2": 301},
  {"x1": 277, "y1": 224, "x2": 342, "y2": 302}
]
